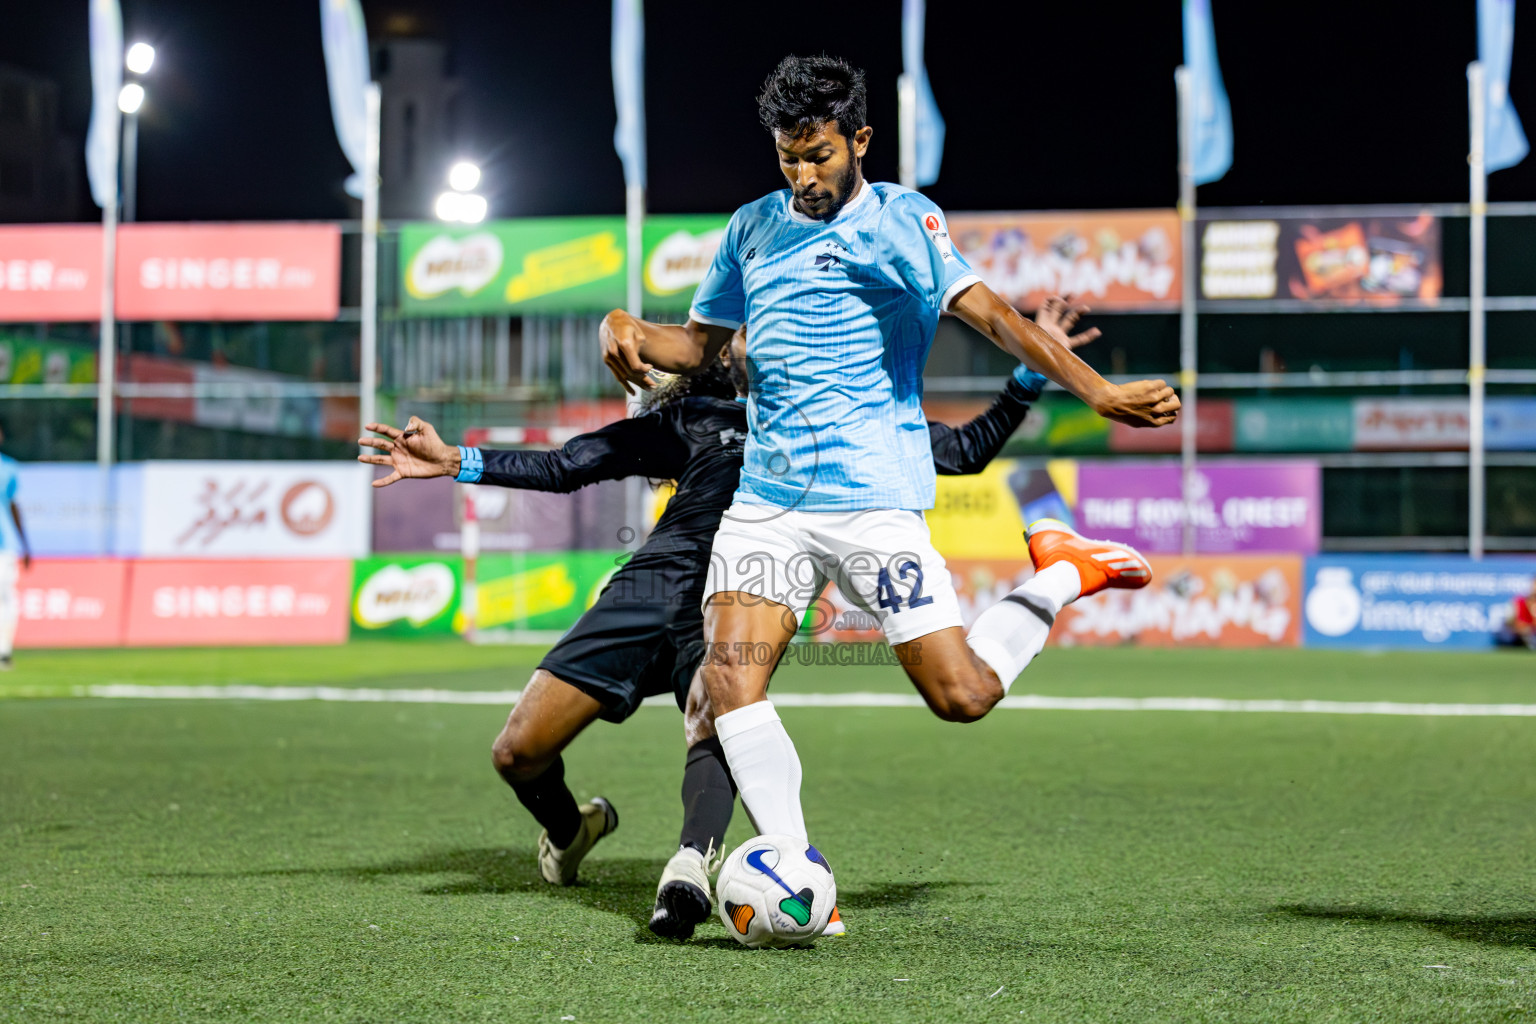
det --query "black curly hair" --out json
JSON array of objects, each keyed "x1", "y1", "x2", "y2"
[
  {"x1": 757, "y1": 54, "x2": 867, "y2": 141},
  {"x1": 636, "y1": 359, "x2": 739, "y2": 415}
]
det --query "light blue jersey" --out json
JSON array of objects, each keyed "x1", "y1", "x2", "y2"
[
  {"x1": 690, "y1": 181, "x2": 980, "y2": 512},
  {"x1": 0, "y1": 455, "x2": 18, "y2": 553}
]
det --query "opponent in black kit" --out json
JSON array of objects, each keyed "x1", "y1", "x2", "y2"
[{"x1": 359, "y1": 298, "x2": 1100, "y2": 940}]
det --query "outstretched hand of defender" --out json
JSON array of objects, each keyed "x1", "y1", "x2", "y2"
[
  {"x1": 1094, "y1": 379, "x2": 1181, "y2": 429},
  {"x1": 1034, "y1": 294, "x2": 1102, "y2": 351},
  {"x1": 1034, "y1": 295, "x2": 1177, "y2": 427},
  {"x1": 600, "y1": 310, "x2": 657, "y2": 395},
  {"x1": 357, "y1": 416, "x2": 460, "y2": 487}
]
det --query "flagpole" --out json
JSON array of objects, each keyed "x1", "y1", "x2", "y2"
[
  {"x1": 359, "y1": 83, "x2": 380, "y2": 438},
  {"x1": 625, "y1": 185, "x2": 644, "y2": 319},
  {"x1": 96, "y1": 100, "x2": 121, "y2": 553},
  {"x1": 1468, "y1": 60, "x2": 1487, "y2": 561},
  {"x1": 623, "y1": 181, "x2": 645, "y2": 546},
  {"x1": 1175, "y1": 65, "x2": 1199, "y2": 557},
  {"x1": 613, "y1": 0, "x2": 647, "y2": 545}
]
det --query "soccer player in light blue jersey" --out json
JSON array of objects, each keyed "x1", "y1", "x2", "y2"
[
  {"x1": 600, "y1": 55, "x2": 1180, "y2": 851},
  {"x1": 0, "y1": 418, "x2": 32, "y2": 669}
]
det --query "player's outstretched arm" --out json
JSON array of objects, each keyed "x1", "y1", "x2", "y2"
[
  {"x1": 949, "y1": 283, "x2": 1180, "y2": 429},
  {"x1": 357, "y1": 416, "x2": 461, "y2": 487},
  {"x1": 361, "y1": 413, "x2": 685, "y2": 493},
  {"x1": 929, "y1": 294, "x2": 1108, "y2": 474},
  {"x1": 600, "y1": 311, "x2": 735, "y2": 394}
]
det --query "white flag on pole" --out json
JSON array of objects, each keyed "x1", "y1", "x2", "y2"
[
  {"x1": 612, "y1": 0, "x2": 646, "y2": 190},
  {"x1": 1479, "y1": 0, "x2": 1528, "y2": 172},
  {"x1": 85, "y1": 0, "x2": 123, "y2": 210},
  {"x1": 320, "y1": 0, "x2": 372, "y2": 198},
  {"x1": 901, "y1": 0, "x2": 945, "y2": 187}
]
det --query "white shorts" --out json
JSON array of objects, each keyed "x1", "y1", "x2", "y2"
[{"x1": 702, "y1": 502, "x2": 963, "y2": 646}]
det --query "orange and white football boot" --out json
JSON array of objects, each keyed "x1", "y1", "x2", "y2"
[{"x1": 1024, "y1": 518, "x2": 1152, "y2": 599}]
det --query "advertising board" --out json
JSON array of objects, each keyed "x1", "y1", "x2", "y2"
[
  {"x1": 1200, "y1": 213, "x2": 1441, "y2": 303},
  {"x1": 808, "y1": 554, "x2": 1303, "y2": 648},
  {"x1": 115, "y1": 223, "x2": 341, "y2": 321},
  {"x1": 0, "y1": 224, "x2": 342, "y2": 322},
  {"x1": 1075, "y1": 461, "x2": 1321, "y2": 554},
  {"x1": 1302, "y1": 555, "x2": 1536, "y2": 649},
  {"x1": 14, "y1": 463, "x2": 117, "y2": 556},
  {"x1": 947, "y1": 210, "x2": 1181, "y2": 311},
  {"x1": 1054, "y1": 554, "x2": 1303, "y2": 647},
  {"x1": 351, "y1": 554, "x2": 461, "y2": 637},
  {"x1": 14, "y1": 559, "x2": 130, "y2": 648},
  {"x1": 0, "y1": 225, "x2": 102, "y2": 321},
  {"x1": 400, "y1": 218, "x2": 627, "y2": 315},
  {"x1": 642, "y1": 215, "x2": 729, "y2": 312},
  {"x1": 134, "y1": 462, "x2": 370, "y2": 558},
  {"x1": 123, "y1": 559, "x2": 352, "y2": 646}
]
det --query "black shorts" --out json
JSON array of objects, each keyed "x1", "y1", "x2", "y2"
[{"x1": 537, "y1": 556, "x2": 707, "y2": 723}]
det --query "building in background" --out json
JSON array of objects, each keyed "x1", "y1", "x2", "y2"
[
  {"x1": 371, "y1": 12, "x2": 468, "y2": 221},
  {"x1": 0, "y1": 64, "x2": 81, "y2": 223}
]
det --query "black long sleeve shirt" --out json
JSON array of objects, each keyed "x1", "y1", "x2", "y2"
[{"x1": 473, "y1": 376, "x2": 1036, "y2": 562}]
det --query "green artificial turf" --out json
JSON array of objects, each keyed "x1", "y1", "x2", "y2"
[{"x1": 2, "y1": 645, "x2": 1535, "y2": 1022}]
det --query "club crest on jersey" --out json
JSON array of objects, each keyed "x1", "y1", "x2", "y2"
[{"x1": 924, "y1": 213, "x2": 955, "y2": 262}]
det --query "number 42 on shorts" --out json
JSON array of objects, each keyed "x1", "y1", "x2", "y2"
[{"x1": 876, "y1": 560, "x2": 935, "y2": 613}]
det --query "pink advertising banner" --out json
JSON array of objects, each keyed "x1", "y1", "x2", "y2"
[
  {"x1": 123, "y1": 559, "x2": 353, "y2": 646},
  {"x1": 0, "y1": 223, "x2": 341, "y2": 322},
  {"x1": 0, "y1": 225, "x2": 103, "y2": 321},
  {"x1": 14, "y1": 559, "x2": 130, "y2": 648},
  {"x1": 1075, "y1": 461, "x2": 1321, "y2": 554},
  {"x1": 116, "y1": 223, "x2": 341, "y2": 321}
]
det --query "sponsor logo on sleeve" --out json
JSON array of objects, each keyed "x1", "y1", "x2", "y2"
[{"x1": 924, "y1": 212, "x2": 955, "y2": 262}]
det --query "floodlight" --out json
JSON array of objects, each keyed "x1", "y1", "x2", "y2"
[
  {"x1": 118, "y1": 82, "x2": 146, "y2": 114},
  {"x1": 448, "y1": 161, "x2": 482, "y2": 192},
  {"x1": 126, "y1": 42, "x2": 156, "y2": 75}
]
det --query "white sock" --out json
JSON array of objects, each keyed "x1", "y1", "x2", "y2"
[
  {"x1": 965, "y1": 562, "x2": 1083, "y2": 694},
  {"x1": 714, "y1": 701, "x2": 806, "y2": 841}
]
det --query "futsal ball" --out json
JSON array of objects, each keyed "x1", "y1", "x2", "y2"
[{"x1": 715, "y1": 834, "x2": 836, "y2": 948}]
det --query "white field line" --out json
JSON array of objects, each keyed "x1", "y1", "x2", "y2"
[{"x1": 77, "y1": 684, "x2": 1536, "y2": 717}]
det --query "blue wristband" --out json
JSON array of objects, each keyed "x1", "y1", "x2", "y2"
[
  {"x1": 1012, "y1": 365, "x2": 1049, "y2": 399},
  {"x1": 455, "y1": 445, "x2": 484, "y2": 483}
]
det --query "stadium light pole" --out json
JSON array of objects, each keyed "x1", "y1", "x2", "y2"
[
  {"x1": 1174, "y1": 65, "x2": 1200, "y2": 557},
  {"x1": 117, "y1": 82, "x2": 144, "y2": 222},
  {"x1": 121, "y1": 42, "x2": 153, "y2": 223},
  {"x1": 1467, "y1": 61, "x2": 1488, "y2": 561}
]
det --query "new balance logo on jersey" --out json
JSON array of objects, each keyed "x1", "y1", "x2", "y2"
[{"x1": 718, "y1": 428, "x2": 747, "y2": 447}]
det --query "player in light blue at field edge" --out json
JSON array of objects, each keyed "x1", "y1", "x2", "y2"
[
  {"x1": 600, "y1": 55, "x2": 1180, "y2": 873},
  {"x1": 0, "y1": 418, "x2": 33, "y2": 670}
]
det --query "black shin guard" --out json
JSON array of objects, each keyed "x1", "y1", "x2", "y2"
[
  {"x1": 678, "y1": 737, "x2": 737, "y2": 856},
  {"x1": 508, "y1": 756, "x2": 582, "y2": 849}
]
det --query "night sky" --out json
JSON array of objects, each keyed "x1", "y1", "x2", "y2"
[{"x1": 3, "y1": 1, "x2": 1536, "y2": 222}]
